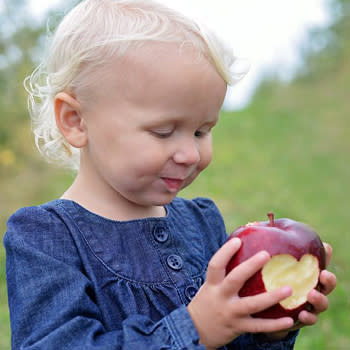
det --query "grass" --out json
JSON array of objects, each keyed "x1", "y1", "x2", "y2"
[
  {"x1": 0, "y1": 248, "x2": 10, "y2": 350},
  {"x1": 0, "y1": 71, "x2": 349, "y2": 349}
]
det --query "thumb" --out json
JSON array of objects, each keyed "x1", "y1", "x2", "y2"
[{"x1": 206, "y1": 237, "x2": 241, "y2": 285}]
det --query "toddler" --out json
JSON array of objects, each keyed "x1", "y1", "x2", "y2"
[{"x1": 4, "y1": 0, "x2": 336, "y2": 349}]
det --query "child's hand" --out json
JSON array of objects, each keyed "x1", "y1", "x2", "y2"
[
  {"x1": 187, "y1": 238, "x2": 294, "y2": 349},
  {"x1": 264, "y1": 242, "x2": 337, "y2": 341},
  {"x1": 296, "y1": 243, "x2": 336, "y2": 323}
]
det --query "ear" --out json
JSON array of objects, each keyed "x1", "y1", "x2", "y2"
[{"x1": 54, "y1": 92, "x2": 88, "y2": 148}]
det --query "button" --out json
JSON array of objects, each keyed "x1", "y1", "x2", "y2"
[
  {"x1": 185, "y1": 285, "x2": 198, "y2": 301},
  {"x1": 153, "y1": 227, "x2": 169, "y2": 243},
  {"x1": 166, "y1": 255, "x2": 183, "y2": 271}
]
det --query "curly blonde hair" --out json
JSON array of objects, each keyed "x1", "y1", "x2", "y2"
[{"x1": 25, "y1": 0, "x2": 247, "y2": 171}]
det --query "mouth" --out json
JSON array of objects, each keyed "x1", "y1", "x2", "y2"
[{"x1": 161, "y1": 177, "x2": 185, "y2": 193}]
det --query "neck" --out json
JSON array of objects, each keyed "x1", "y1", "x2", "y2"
[{"x1": 61, "y1": 169, "x2": 166, "y2": 221}]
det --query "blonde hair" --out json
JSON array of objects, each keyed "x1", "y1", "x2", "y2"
[{"x1": 25, "y1": 0, "x2": 248, "y2": 171}]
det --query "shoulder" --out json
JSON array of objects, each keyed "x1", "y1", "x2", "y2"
[
  {"x1": 170, "y1": 196, "x2": 218, "y2": 210},
  {"x1": 170, "y1": 196, "x2": 223, "y2": 221},
  {"x1": 170, "y1": 197, "x2": 227, "y2": 244},
  {"x1": 6, "y1": 201, "x2": 67, "y2": 235},
  {"x1": 4, "y1": 201, "x2": 78, "y2": 263}
]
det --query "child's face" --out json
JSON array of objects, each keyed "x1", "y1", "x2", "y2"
[{"x1": 79, "y1": 43, "x2": 227, "y2": 211}]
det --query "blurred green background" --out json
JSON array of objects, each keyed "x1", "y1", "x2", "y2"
[{"x1": 1, "y1": 0, "x2": 349, "y2": 349}]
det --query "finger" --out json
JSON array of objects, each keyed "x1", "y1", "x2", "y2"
[
  {"x1": 279, "y1": 321, "x2": 304, "y2": 333},
  {"x1": 307, "y1": 289, "x2": 329, "y2": 314},
  {"x1": 206, "y1": 238, "x2": 241, "y2": 285},
  {"x1": 237, "y1": 286, "x2": 293, "y2": 316},
  {"x1": 221, "y1": 251, "x2": 270, "y2": 295},
  {"x1": 242, "y1": 316, "x2": 294, "y2": 334},
  {"x1": 323, "y1": 242, "x2": 332, "y2": 267},
  {"x1": 319, "y1": 270, "x2": 337, "y2": 295},
  {"x1": 298, "y1": 310, "x2": 318, "y2": 325}
]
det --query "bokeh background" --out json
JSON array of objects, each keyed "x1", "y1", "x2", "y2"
[{"x1": 1, "y1": 0, "x2": 349, "y2": 349}]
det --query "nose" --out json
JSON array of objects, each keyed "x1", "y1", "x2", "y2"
[{"x1": 173, "y1": 137, "x2": 201, "y2": 165}]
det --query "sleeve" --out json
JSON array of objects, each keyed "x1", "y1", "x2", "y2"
[
  {"x1": 4, "y1": 208, "x2": 205, "y2": 350},
  {"x1": 192, "y1": 197, "x2": 228, "y2": 247},
  {"x1": 223, "y1": 331, "x2": 298, "y2": 349}
]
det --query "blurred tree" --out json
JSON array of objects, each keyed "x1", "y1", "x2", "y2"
[
  {"x1": 0, "y1": 0, "x2": 44, "y2": 156},
  {"x1": 0, "y1": 0, "x2": 71, "y2": 224},
  {"x1": 297, "y1": 0, "x2": 350, "y2": 79}
]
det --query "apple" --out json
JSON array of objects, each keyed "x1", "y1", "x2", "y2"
[{"x1": 226, "y1": 213, "x2": 326, "y2": 321}]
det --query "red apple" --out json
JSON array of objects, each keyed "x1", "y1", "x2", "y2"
[{"x1": 226, "y1": 213, "x2": 326, "y2": 321}]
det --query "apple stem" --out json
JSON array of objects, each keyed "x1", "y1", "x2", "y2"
[{"x1": 267, "y1": 212, "x2": 275, "y2": 226}]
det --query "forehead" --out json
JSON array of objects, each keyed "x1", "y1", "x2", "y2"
[
  {"x1": 78, "y1": 41, "x2": 227, "y2": 121},
  {"x1": 101, "y1": 42, "x2": 211, "y2": 78},
  {"x1": 96, "y1": 42, "x2": 222, "y2": 95}
]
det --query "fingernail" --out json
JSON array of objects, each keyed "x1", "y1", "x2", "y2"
[
  {"x1": 309, "y1": 289, "x2": 318, "y2": 299},
  {"x1": 229, "y1": 237, "x2": 241, "y2": 247},
  {"x1": 285, "y1": 318, "x2": 294, "y2": 328},
  {"x1": 258, "y1": 251, "x2": 270, "y2": 260},
  {"x1": 282, "y1": 286, "x2": 293, "y2": 296}
]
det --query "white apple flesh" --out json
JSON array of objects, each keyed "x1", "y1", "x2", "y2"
[{"x1": 262, "y1": 254, "x2": 320, "y2": 310}]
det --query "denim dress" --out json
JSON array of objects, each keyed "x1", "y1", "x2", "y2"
[{"x1": 4, "y1": 197, "x2": 298, "y2": 350}]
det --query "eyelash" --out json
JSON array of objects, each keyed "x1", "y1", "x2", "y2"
[
  {"x1": 194, "y1": 130, "x2": 206, "y2": 138},
  {"x1": 152, "y1": 131, "x2": 173, "y2": 139},
  {"x1": 152, "y1": 127, "x2": 212, "y2": 139}
]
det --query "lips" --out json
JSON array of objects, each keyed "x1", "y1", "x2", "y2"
[{"x1": 161, "y1": 177, "x2": 184, "y2": 192}]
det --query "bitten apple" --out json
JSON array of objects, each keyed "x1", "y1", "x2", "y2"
[{"x1": 226, "y1": 213, "x2": 326, "y2": 321}]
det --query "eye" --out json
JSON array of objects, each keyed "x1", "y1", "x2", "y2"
[
  {"x1": 151, "y1": 130, "x2": 174, "y2": 139},
  {"x1": 194, "y1": 126, "x2": 212, "y2": 138},
  {"x1": 194, "y1": 130, "x2": 204, "y2": 138}
]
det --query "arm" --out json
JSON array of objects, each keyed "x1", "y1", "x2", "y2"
[{"x1": 4, "y1": 215, "x2": 204, "y2": 350}]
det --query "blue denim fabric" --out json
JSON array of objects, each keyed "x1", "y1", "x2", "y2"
[{"x1": 4, "y1": 197, "x2": 298, "y2": 349}]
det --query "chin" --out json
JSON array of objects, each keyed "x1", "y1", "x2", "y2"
[{"x1": 135, "y1": 192, "x2": 178, "y2": 208}]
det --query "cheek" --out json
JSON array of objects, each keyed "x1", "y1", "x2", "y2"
[
  {"x1": 198, "y1": 140, "x2": 213, "y2": 171},
  {"x1": 129, "y1": 142, "x2": 168, "y2": 175},
  {"x1": 181, "y1": 148, "x2": 212, "y2": 190},
  {"x1": 183, "y1": 143, "x2": 212, "y2": 190}
]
